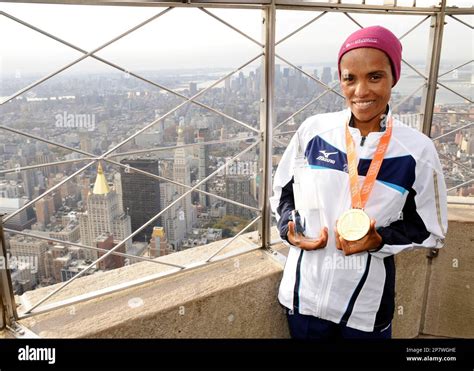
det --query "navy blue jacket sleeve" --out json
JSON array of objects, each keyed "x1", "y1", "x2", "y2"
[{"x1": 276, "y1": 177, "x2": 295, "y2": 243}]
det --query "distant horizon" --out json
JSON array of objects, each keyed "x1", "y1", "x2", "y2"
[{"x1": 1, "y1": 58, "x2": 471, "y2": 80}]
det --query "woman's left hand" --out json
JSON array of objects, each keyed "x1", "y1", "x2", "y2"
[{"x1": 335, "y1": 219, "x2": 383, "y2": 255}]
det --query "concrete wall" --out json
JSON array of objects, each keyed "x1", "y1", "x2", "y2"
[
  {"x1": 8, "y1": 205, "x2": 473, "y2": 338},
  {"x1": 393, "y1": 205, "x2": 474, "y2": 338}
]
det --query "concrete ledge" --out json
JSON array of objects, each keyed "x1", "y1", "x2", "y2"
[
  {"x1": 393, "y1": 204, "x2": 474, "y2": 339},
  {"x1": 422, "y1": 219, "x2": 474, "y2": 338},
  {"x1": 17, "y1": 228, "x2": 290, "y2": 338}
]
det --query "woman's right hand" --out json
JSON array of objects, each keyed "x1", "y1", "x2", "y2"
[{"x1": 287, "y1": 221, "x2": 328, "y2": 251}]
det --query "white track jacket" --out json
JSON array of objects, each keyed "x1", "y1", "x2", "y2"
[{"x1": 270, "y1": 107, "x2": 448, "y2": 332}]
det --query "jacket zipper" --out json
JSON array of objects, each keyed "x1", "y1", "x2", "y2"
[{"x1": 360, "y1": 136, "x2": 367, "y2": 147}]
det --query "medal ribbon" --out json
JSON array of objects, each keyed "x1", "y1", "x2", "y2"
[{"x1": 345, "y1": 116, "x2": 392, "y2": 210}]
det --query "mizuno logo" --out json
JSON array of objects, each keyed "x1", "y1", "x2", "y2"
[
  {"x1": 319, "y1": 150, "x2": 338, "y2": 158},
  {"x1": 317, "y1": 150, "x2": 337, "y2": 164}
]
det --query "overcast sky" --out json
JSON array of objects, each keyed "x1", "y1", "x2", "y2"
[{"x1": 0, "y1": 1, "x2": 472, "y2": 76}]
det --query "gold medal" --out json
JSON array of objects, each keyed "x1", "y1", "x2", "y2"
[
  {"x1": 338, "y1": 116, "x2": 392, "y2": 242},
  {"x1": 337, "y1": 209, "x2": 370, "y2": 241}
]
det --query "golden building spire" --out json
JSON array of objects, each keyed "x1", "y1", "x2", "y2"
[{"x1": 92, "y1": 162, "x2": 110, "y2": 195}]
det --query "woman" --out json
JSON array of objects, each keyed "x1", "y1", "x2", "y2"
[{"x1": 270, "y1": 26, "x2": 447, "y2": 339}]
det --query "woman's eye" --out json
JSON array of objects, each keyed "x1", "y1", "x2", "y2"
[{"x1": 370, "y1": 75, "x2": 381, "y2": 80}]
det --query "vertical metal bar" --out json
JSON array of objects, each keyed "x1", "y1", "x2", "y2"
[
  {"x1": 420, "y1": 0, "x2": 446, "y2": 137},
  {"x1": 0, "y1": 215, "x2": 18, "y2": 329},
  {"x1": 258, "y1": 3, "x2": 275, "y2": 248}
]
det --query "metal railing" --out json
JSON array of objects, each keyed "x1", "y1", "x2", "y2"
[{"x1": 0, "y1": 0, "x2": 472, "y2": 336}]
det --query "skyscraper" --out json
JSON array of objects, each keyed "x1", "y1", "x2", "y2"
[
  {"x1": 196, "y1": 128, "x2": 210, "y2": 208},
  {"x1": 8, "y1": 235, "x2": 48, "y2": 283},
  {"x1": 78, "y1": 163, "x2": 132, "y2": 261},
  {"x1": 120, "y1": 158, "x2": 161, "y2": 242},
  {"x1": 225, "y1": 175, "x2": 257, "y2": 219},
  {"x1": 159, "y1": 180, "x2": 185, "y2": 251},
  {"x1": 321, "y1": 67, "x2": 333, "y2": 85},
  {"x1": 173, "y1": 124, "x2": 194, "y2": 234}
]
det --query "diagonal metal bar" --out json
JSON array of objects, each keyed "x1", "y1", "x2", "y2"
[
  {"x1": 274, "y1": 82, "x2": 342, "y2": 132},
  {"x1": 402, "y1": 58, "x2": 429, "y2": 80},
  {"x1": 438, "y1": 60, "x2": 473, "y2": 78},
  {"x1": 448, "y1": 14, "x2": 473, "y2": 29},
  {"x1": 0, "y1": 8, "x2": 173, "y2": 105},
  {"x1": 274, "y1": 130, "x2": 297, "y2": 136},
  {"x1": 437, "y1": 81, "x2": 473, "y2": 103},
  {"x1": 275, "y1": 11, "x2": 327, "y2": 46},
  {"x1": 0, "y1": 125, "x2": 94, "y2": 158},
  {"x1": 275, "y1": 54, "x2": 345, "y2": 98},
  {"x1": 273, "y1": 137, "x2": 288, "y2": 147},
  {"x1": 100, "y1": 52, "x2": 264, "y2": 157},
  {"x1": 205, "y1": 215, "x2": 261, "y2": 262},
  {"x1": 447, "y1": 179, "x2": 474, "y2": 193},
  {"x1": 437, "y1": 151, "x2": 472, "y2": 172},
  {"x1": 199, "y1": 7, "x2": 263, "y2": 47},
  {"x1": 107, "y1": 136, "x2": 258, "y2": 158},
  {"x1": 0, "y1": 157, "x2": 95, "y2": 175},
  {"x1": 399, "y1": 15, "x2": 430, "y2": 40},
  {"x1": 343, "y1": 12, "x2": 363, "y2": 28},
  {"x1": 431, "y1": 122, "x2": 473, "y2": 141},
  {"x1": 22, "y1": 139, "x2": 261, "y2": 314},
  {"x1": 391, "y1": 81, "x2": 426, "y2": 112},
  {"x1": 1, "y1": 10, "x2": 258, "y2": 135},
  {"x1": 3, "y1": 160, "x2": 97, "y2": 223},
  {"x1": 4, "y1": 228, "x2": 186, "y2": 269},
  {"x1": 103, "y1": 157, "x2": 261, "y2": 212}
]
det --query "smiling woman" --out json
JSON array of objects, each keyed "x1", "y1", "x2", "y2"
[
  {"x1": 340, "y1": 48, "x2": 393, "y2": 136},
  {"x1": 270, "y1": 25, "x2": 448, "y2": 340}
]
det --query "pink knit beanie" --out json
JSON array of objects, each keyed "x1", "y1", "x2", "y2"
[{"x1": 338, "y1": 26, "x2": 403, "y2": 87}]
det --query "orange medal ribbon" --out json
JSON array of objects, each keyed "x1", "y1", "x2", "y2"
[{"x1": 345, "y1": 116, "x2": 392, "y2": 210}]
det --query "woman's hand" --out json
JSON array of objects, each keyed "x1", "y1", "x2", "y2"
[
  {"x1": 287, "y1": 221, "x2": 328, "y2": 251},
  {"x1": 335, "y1": 219, "x2": 382, "y2": 255}
]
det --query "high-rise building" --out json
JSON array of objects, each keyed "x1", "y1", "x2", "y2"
[
  {"x1": 0, "y1": 197, "x2": 36, "y2": 231},
  {"x1": 113, "y1": 172, "x2": 124, "y2": 214},
  {"x1": 149, "y1": 226, "x2": 169, "y2": 258},
  {"x1": 78, "y1": 163, "x2": 132, "y2": 261},
  {"x1": 120, "y1": 159, "x2": 161, "y2": 242},
  {"x1": 225, "y1": 175, "x2": 258, "y2": 219},
  {"x1": 8, "y1": 235, "x2": 48, "y2": 283},
  {"x1": 321, "y1": 67, "x2": 333, "y2": 85},
  {"x1": 44, "y1": 244, "x2": 69, "y2": 283},
  {"x1": 35, "y1": 152, "x2": 57, "y2": 177},
  {"x1": 174, "y1": 124, "x2": 194, "y2": 234},
  {"x1": 196, "y1": 128, "x2": 210, "y2": 208},
  {"x1": 189, "y1": 82, "x2": 198, "y2": 96},
  {"x1": 159, "y1": 181, "x2": 186, "y2": 251},
  {"x1": 21, "y1": 170, "x2": 35, "y2": 200},
  {"x1": 96, "y1": 233, "x2": 125, "y2": 271},
  {"x1": 35, "y1": 195, "x2": 54, "y2": 227}
]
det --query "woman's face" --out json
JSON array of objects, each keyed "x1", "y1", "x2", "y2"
[{"x1": 339, "y1": 48, "x2": 393, "y2": 125}]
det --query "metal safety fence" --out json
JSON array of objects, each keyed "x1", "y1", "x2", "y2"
[{"x1": 0, "y1": 0, "x2": 472, "y2": 336}]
